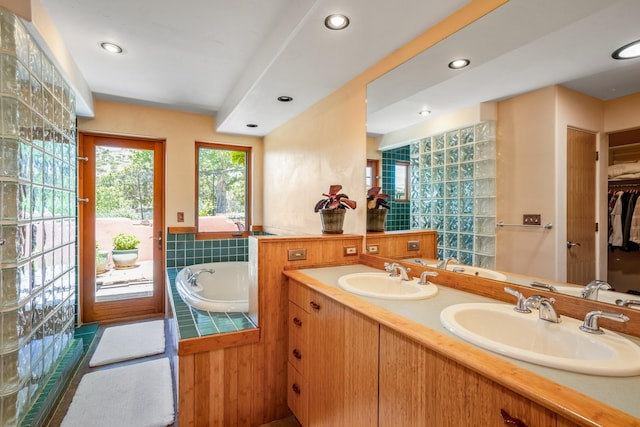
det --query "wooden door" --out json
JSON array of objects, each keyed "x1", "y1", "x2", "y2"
[
  {"x1": 79, "y1": 133, "x2": 165, "y2": 323},
  {"x1": 566, "y1": 127, "x2": 596, "y2": 285}
]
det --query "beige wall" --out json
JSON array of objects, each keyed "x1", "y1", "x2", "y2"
[
  {"x1": 604, "y1": 93, "x2": 640, "y2": 132},
  {"x1": 78, "y1": 100, "x2": 263, "y2": 228},
  {"x1": 496, "y1": 86, "x2": 558, "y2": 280}
]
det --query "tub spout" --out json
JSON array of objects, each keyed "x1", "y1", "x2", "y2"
[{"x1": 187, "y1": 269, "x2": 215, "y2": 286}]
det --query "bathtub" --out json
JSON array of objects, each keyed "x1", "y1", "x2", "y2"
[{"x1": 176, "y1": 262, "x2": 249, "y2": 312}]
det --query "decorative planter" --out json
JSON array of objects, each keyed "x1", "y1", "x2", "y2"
[
  {"x1": 319, "y1": 209, "x2": 346, "y2": 234},
  {"x1": 367, "y1": 209, "x2": 387, "y2": 232},
  {"x1": 96, "y1": 250, "x2": 109, "y2": 274},
  {"x1": 111, "y1": 249, "x2": 139, "y2": 269}
]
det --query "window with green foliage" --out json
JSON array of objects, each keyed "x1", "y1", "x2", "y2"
[{"x1": 196, "y1": 142, "x2": 251, "y2": 235}]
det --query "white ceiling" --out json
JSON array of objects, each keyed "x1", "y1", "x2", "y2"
[
  {"x1": 367, "y1": 0, "x2": 640, "y2": 135},
  {"x1": 39, "y1": 0, "x2": 467, "y2": 136},
  {"x1": 39, "y1": 0, "x2": 640, "y2": 137}
]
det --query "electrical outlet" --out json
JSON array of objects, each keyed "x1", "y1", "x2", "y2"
[
  {"x1": 367, "y1": 244, "x2": 379, "y2": 254},
  {"x1": 344, "y1": 246, "x2": 357, "y2": 256},
  {"x1": 177, "y1": 212, "x2": 184, "y2": 222},
  {"x1": 287, "y1": 248, "x2": 307, "y2": 261},
  {"x1": 407, "y1": 240, "x2": 420, "y2": 251},
  {"x1": 523, "y1": 214, "x2": 541, "y2": 225}
]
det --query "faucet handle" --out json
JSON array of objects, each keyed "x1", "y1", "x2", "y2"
[
  {"x1": 579, "y1": 310, "x2": 629, "y2": 334},
  {"x1": 504, "y1": 287, "x2": 530, "y2": 313},
  {"x1": 417, "y1": 271, "x2": 438, "y2": 285}
]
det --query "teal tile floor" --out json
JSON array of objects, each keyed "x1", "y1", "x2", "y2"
[{"x1": 166, "y1": 268, "x2": 256, "y2": 338}]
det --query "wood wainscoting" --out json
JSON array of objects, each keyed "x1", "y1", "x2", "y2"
[
  {"x1": 365, "y1": 230, "x2": 437, "y2": 258},
  {"x1": 175, "y1": 234, "x2": 363, "y2": 426}
]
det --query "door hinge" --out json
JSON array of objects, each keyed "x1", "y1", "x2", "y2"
[
  {"x1": 595, "y1": 151, "x2": 599, "y2": 161},
  {"x1": 595, "y1": 222, "x2": 599, "y2": 232}
]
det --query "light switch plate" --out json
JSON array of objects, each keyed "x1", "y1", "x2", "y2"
[
  {"x1": 344, "y1": 246, "x2": 357, "y2": 256},
  {"x1": 367, "y1": 244, "x2": 379, "y2": 254}
]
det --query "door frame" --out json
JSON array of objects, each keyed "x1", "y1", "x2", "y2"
[{"x1": 78, "y1": 132, "x2": 166, "y2": 323}]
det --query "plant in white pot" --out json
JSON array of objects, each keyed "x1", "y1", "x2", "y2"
[
  {"x1": 366, "y1": 186, "x2": 391, "y2": 232},
  {"x1": 111, "y1": 233, "x2": 140, "y2": 269},
  {"x1": 314, "y1": 184, "x2": 357, "y2": 234}
]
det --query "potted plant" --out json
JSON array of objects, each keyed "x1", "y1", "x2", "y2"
[
  {"x1": 111, "y1": 233, "x2": 140, "y2": 269},
  {"x1": 366, "y1": 186, "x2": 390, "y2": 232},
  {"x1": 314, "y1": 184, "x2": 357, "y2": 234},
  {"x1": 95, "y1": 243, "x2": 109, "y2": 274}
]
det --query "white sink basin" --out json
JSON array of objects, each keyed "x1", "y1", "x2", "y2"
[
  {"x1": 552, "y1": 285, "x2": 640, "y2": 310},
  {"x1": 409, "y1": 259, "x2": 507, "y2": 281},
  {"x1": 440, "y1": 303, "x2": 640, "y2": 376},
  {"x1": 447, "y1": 265, "x2": 507, "y2": 281},
  {"x1": 338, "y1": 272, "x2": 438, "y2": 300}
]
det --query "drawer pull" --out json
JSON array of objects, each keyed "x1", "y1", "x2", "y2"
[
  {"x1": 310, "y1": 301, "x2": 321, "y2": 310},
  {"x1": 500, "y1": 409, "x2": 528, "y2": 427},
  {"x1": 293, "y1": 317, "x2": 303, "y2": 327},
  {"x1": 292, "y1": 349, "x2": 302, "y2": 360},
  {"x1": 292, "y1": 383, "x2": 301, "y2": 395}
]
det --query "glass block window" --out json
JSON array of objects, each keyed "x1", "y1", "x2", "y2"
[
  {"x1": 0, "y1": 10, "x2": 77, "y2": 425},
  {"x1": 410, "y1": 122, "x2": 496, "y2": 268}
]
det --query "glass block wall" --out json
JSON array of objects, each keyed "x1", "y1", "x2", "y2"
[
  {"x1": 409, "y1": 122, "x2": 496, "y2": 268},
  {"x1": 381, "y1": 146, "x2": 410, "y2": 231},
  {"x1": 0, "y1": 10, "x2": 77, "y2": 426}
]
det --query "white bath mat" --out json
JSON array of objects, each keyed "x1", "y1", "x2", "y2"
[
  {"x1": 61, "y1": 357, "x2": 174, "y2": 427},
  {"x1": 89, "y1": 320, "x2": 165, "y2": 367}
]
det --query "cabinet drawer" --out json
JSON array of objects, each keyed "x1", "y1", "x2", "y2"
[
  {"x1": 288, "y1": 302, "x2": 308, "y2": 374},
  {"x1": 287, "y1": 362, "x2": 308, "y2": 426},
  {"x1": 289, "y1": 280, "x2": 312, "y2": 310}
]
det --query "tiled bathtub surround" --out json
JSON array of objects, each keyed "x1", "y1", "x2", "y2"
[
  {"x1": 381, "y1": 146, "x2": 411, "y2": 231},
  {"x1": 166, "y1": 233, "x2": 257, "y2": 268},
  {"x1": 165, "y1": 232, "x2": 262, "y2": 338},
  {"x1": 409, "y1": 122, "x2": 496, "y2": 268},
  {"x1": 166, "y1": 268, "x2": 256, "y2": 339},
  {"x1": 0, "y1": 10, "x2": 77, "y2": 426}
]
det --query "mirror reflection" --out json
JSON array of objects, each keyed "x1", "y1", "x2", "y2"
[{"x1": 365, "y1": 0, "x2": 640, "y2": 304}]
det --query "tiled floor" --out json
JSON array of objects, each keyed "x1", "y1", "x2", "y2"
[{"x1": 45, "y1": 319, "x2": 176, "y2": 427}]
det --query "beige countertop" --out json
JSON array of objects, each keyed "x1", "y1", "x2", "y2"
[{"x1": 290, "y1": 264, "x2": 640, "y2": 422}]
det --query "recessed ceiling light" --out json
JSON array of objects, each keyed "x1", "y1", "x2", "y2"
[
  {"x1": 246, "y1": 123, "x2": 258, "y2": 128},
  {"x1": 612, "y1": 39, "x2": 640, "y2": 60},
  {"x1": 324, "y1": 14, "x2": 350, "y2": 30},
  {"x1": 277, "y1": 96, "x2": 293, "y2": 102},
  {"x1": 100, "y1": 42, "x2": 123, "y2": 54},
  {"x1": 448, "y1": 58, "x2": 470, "y2": 69}
]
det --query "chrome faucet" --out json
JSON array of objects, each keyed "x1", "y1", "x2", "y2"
[
  {"x1": 436, "y1": 257, "x2": 458, "y2": 270},
  {"x1": 530, "y1": 281, "x2": 558, "y2": 293},
  {"x1": 504, "y1": 287, "x2": 530, "y2": 313},
  {"x1": 616, "y1": 299, "x2": 640, "y2": 308},
  {"x1": 186, "y1": 268, "x2": 215, "y2": 286},
  {"x1": 417, "y1": 271, "x2": 438, "y2": 285},
  {"x1": 579, "y1": 310, "x2": 629, "y2": 334},
  {"x1": 384, "y1": 262, "x2": 411, "y2": 281},
  {"x1": 523, "y1": 295, "x2": 561, "y2": 323},
  {"x1": 581, "y1": 280, "x2": 612, "y2": 300}
]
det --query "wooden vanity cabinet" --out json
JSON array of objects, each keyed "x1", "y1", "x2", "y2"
[
  {"x1": 287, "y1": 279, "x2": 379, "y2": 426},
  {"x1": 288, "y1": 278, "x2": 586, "y2": 427},
  {"x1": 379, "y1": 326, "x2": 558, "y2": 427}
]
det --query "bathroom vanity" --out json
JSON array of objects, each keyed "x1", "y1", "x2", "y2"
[{"x1": 284, "y1": 264, "x2": 640, "y2": 426}]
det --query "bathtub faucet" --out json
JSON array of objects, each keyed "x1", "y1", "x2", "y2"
[{"x1": 187, "y1": 268, "x2": 215, "y2": 287}]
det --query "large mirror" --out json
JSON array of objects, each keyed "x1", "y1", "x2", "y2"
[{"x1": 365, "y1": 0, "x2": 640, "y2": 306}]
